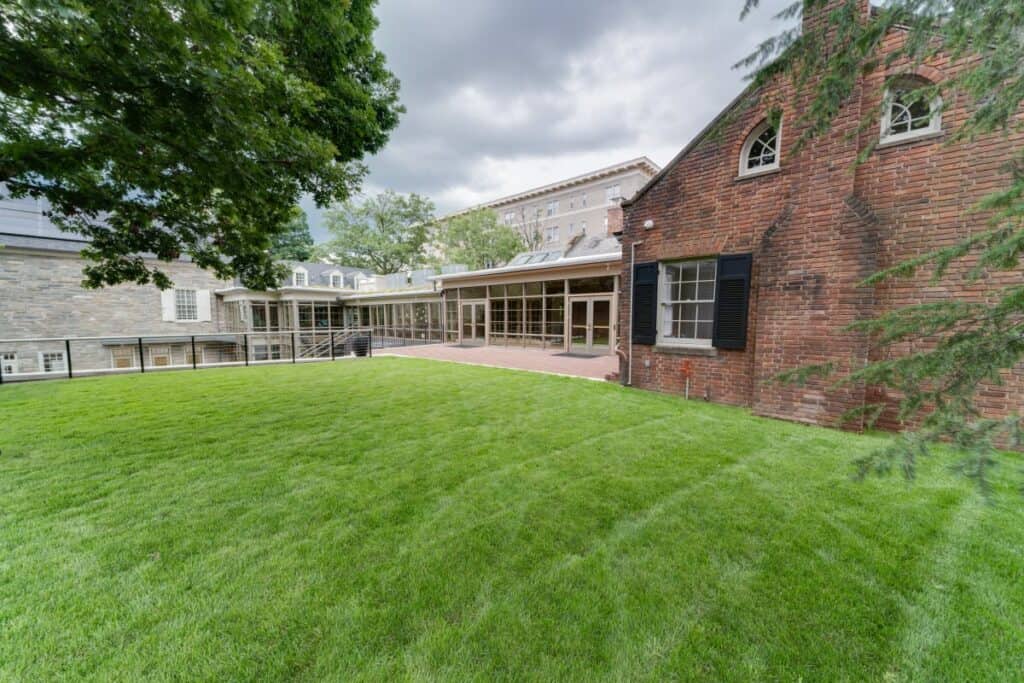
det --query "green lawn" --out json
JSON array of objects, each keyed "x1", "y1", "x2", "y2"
[{"x1": 1, "y1": 358, "x2": 1022, "y2": 681}]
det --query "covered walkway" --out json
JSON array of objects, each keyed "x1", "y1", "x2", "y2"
[{"x1": 381, "y1": 344, "x2": 618, "y2": 381}]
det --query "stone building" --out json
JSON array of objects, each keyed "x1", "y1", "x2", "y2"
[{"x1": 618, "y1": 0, "x2": 1024, "y2": 429}]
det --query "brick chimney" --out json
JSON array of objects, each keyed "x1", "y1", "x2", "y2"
[
  {"x1": 606, "y1": 205, "x2": 623, "y2": 237},
  {"x1": 801, "y1": 0, "x2": 870, "y2": 35}
]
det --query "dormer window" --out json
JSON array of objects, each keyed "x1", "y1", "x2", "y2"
[
  {"x1": 330, "y1": 273, "x2": 343, "y2": 288},
  {"x1": 881, "y1": 77, "x2": 941, "y2": 145},
  {"x1": 739, "y1": 120, "x2": 780, "y2": 177},
  {"x1": 292, "y1": 267, "x2": 308, "y2": 287}
]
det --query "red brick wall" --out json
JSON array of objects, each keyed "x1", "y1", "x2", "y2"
[{"x1": 619, "y1": 12, "x2": 1024, "y2": 430}]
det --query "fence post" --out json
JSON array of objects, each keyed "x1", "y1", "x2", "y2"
[
  {"x1": 330, "y1": 331, "x2": 335, "y2": 361},
  {"x1": 65, "y1": 338, "x2": 73, "y2": 379},
  {"x1": 368, "y1": 329, "x2": 373, "y2": 358},
  {"x1": 291, "y1": 332, "x2": 297, "y2": 363},
  {"x1": 243, "y1": 334, "x2": 249, "y2": 366},
  {"x1": 191, "y1": 336, "x2": 197, "y2": 370},
  {"x1": 138, "y1": 337, "x2": 146, "y2": 374}
]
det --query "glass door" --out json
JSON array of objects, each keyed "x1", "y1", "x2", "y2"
[
  {"x1": 570, "y1": 300, "x2": 589, "y2": 352},
  {"x1": 569, "y1": 297, "x2": 613, "y2": 354},
  {"x1": 461, "y1": 302, "x2": 486, "y2": 345}
]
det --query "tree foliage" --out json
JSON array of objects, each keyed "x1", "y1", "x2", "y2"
[
  {"x1": 317, "y1": 190, "x2": 433, "y2": 274},
  {"x1": 741, "y1": 0, "x2": 1024, "y2": 488},
  {"x1": 434, "y1": 209, "x2": 524, "y2": 270},
  {"x1": 0, "y1": 0, "x2": 401, "y2": 289},
  {"x1": 269, "y1": 206, "x2": 314, "y2": 262}
]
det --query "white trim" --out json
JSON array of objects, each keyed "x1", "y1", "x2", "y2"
[
  {"x1": 432, "y1": 252, "x2": 620, "y2": 283},
  {"x1": 292, "y1": 266, "x2": 308, "y2": 287},
  {"x1": 1, "y1": 351, "x2": 17, "y2": 375},
  {"x1": 738, "y1": 120, "x2": 781, "y2": 178},
  {"x1": 37, "y1": 350, "x2": 66, "y2": 373},
  {"x1": 880, "y1": 84, "x2": 942, "y2": 146},
  {"x1": 655, "y1": 259, "x2": 718, "y2": 348}
]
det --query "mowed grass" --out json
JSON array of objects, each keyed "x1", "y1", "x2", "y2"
[{"x1": 1, "y1": 358, "x2": 1022, "y2": 681}]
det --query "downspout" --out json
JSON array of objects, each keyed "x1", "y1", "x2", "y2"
[{"x1": 626, "y1": 239, "x2": 643, "y2": 386}]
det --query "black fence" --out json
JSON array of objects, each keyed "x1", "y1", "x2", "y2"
[{"x1": 0, "y1": 328, "x2": 433, "y2": 384}]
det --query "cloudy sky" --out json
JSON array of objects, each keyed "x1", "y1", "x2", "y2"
[{"x1": 302, "y1": 0, "x2": 792, "y2": 241}]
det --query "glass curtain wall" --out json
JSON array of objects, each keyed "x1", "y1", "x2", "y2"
[{"x1": 354, "y1": 302, "x2": 443, "y2": 342}]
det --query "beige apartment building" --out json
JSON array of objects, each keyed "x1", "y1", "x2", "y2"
[{"x1": 445, "y1": 157, "x2": 659, "y2": 252}]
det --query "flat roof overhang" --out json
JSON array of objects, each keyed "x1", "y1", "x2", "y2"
[{"x1": 431, "y1": 252, "x2": 622, "y2": 289}]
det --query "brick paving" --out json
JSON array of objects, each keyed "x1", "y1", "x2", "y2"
[{"x1": 380, "y1": 344, "x2": 618, "y2": 381}]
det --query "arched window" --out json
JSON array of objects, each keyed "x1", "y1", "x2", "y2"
[
  {"x1": 739, "y1": 120, "x2": 780, "y2": 177},
  {"x1": 881, "y1": 77, "x2": 941, "y2": 144}
]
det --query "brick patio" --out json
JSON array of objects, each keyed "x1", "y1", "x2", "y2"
[{"x1": 380, "y1": 344, "x2": 619, "y2": 381}]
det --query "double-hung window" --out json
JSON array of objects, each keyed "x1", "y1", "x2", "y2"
[
  {"x1": 546, "y1": 200, "x2": 559, "y2": 217},
  {"x1": 1, "y1": 352, "x2": 17, "y2": 375},
  {"x1": 605, "y1": 184, "x2": 621, "y2": 205},
  {"x1": 175, "y1": 289, "x2": 199, "y2": 321},
  {"x1": 545, "y1": 226, "x2": 560, "y2": 244},
  {"x1": 658, "y1": 259, "x2": 717, "y2": 347}
]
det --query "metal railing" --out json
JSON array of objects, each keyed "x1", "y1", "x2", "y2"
[{"x1": 0, "y1": 328, "x2": 403, "y2": 384}]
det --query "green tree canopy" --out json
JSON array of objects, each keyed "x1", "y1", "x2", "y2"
[
  {"x1": 0, "y1": 0, "x2": 401, "y2": 289},
  {"x1": 269, "y1": 207, "x2": 315, "y2": 262},
  {"x1": 434, "y1": 209, "x2": 524, "y2": 270},
  {"x1": 741, "y1": 0, "x2": 1024, "y2": 487},
  {"x1": 317, "y1": 190, "x2": 433, "y2": 274}
]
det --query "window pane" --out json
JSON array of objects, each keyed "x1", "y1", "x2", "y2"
[
  {"x1": 697, "y1": 281, "x2": 715, "y2": 300},
  {"x1": 544, "y1": 280, "x2": 565, "y2": 294},
  {"x1": 524, "y1": 281, "x2": 543, "y2": 296},
  {"x1": 488, "y1": 285, "x2": 505, "y2": 298}
]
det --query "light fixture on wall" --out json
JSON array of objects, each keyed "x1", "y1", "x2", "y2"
[{"x1": 643, "y1": 219, "x2": 655, "y2": 230}]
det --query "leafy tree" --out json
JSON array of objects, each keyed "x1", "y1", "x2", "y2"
[
  {"x1": 0, "y1": 0, "x2": 401, "y2": 290},
  {"x1": 269, "y1": 207, "x2": 315, "y2": 262},
  {"x1": 740, "y1": 0, "x2": 1024, "y2": 488},
  {"x1": 317, "y1": 190, "x2": 433, "y2": 274},
  {"x1": 434, "y1": 209, "x2": 524, "y2": 270},
  {"x1": 509, "y1": 206, "x2": 546, "y2": 252}
]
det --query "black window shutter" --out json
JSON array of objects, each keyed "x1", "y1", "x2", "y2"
[
  {"x1": 631, "y1": 262, "x2": 659, "y2": 345},
  {"x1": 712, "y1": 254, "x2": 753, "y2": 350}
]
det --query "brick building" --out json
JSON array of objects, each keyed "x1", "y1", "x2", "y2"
[{"x1": 618, "y1": 0, "x2": 1024, "y2": 429}]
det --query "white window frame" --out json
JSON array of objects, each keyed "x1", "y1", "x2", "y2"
[
  {"x1": 657, "y1": 259, "x2": 718, "y2": 348},
  {"x1": 880, "y1": 81, "x2": 942, "y2": 145},
  {"x1": 545, "y1": 226, "x2": 560, "y2": 244},
  {"x1": 1, "y1": 352, "x2": 17, "y2": 375},
  {"x1": 329, "y1": 272, "x2": 343, "y2": 288},
  {"x1": 605, "y1": 184, "x2": 621, "y2": 205},
  {"x1": 738, "y1": 120, "x2": 781, "y2": 178},
  {"x1": 38, "y1": 351, "x2": 66, "y2": 374},
  {"x1": 149, "y1": 345, "x2": 172, "y2": 367},
  {"x1": 174, "y1": 288, "x2": 199, "y2": 321},
  {"x1": 580, "y1": 220, "x2": 587, "y2": 234},
  {"x1": 292, "y1": 267, "x2": 308, "y2": 287},
  {"x1": 546, "y1": 200, "x2": 559, "y2": 217},
  {"x1": 109, "y1": 347, "x2": 135, "y2": 369},
  {"x1": 503, "y1": 211, "x2": 516, "y2": 225},
  {"x1": 581, "y1": 192, "x2": 588, "y2": 208}
]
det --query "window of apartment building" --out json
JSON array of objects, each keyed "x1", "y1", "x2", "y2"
[
  {"x1": 149, "y1": 345, "x2": 172, "y2": 367},
  {"x1": 545, "y1": 226, "x2": 560, "y2": 244},
  {"x1": 605, "y1": 184, "x2": 621, "y2": 205},
  {"x1": 659, "y1": 259, "x2": 717, "y2": 347},
  {"x1": 292, "y1": 268, "x2": 308, "y2": 287},
  {"x1": 330, "y1": 272, "x2": 343, "y2": 288},
  {"x1": 881, "y1": 77, "x2": 941, "y2": 144},
  {"x1": 568, "y1": 222, "x2": 576, "y2": 235},
  {"x1": 503, "y1": 211, "x2": 516, "y2": 225},
  {"x1": 739, "y1": 120, "x2": 780, "y2": 177},
  {"x1": 110, "y1": 347, "x2": 134, "y2": 369},
  {"x1": 546, "y1": 200, "x2": 559, "y2": 217},
  {"x1": 581, "y1": 192, "x2": 587, "y2": 207},
  {"x1": 1, "y1": 352, "x2": 17, "y2": 375},
  {"x1": 580, "y1": 220, "x2": 587, "y2": 234},
  {"x1": 253, "y1": 344, "x2": 282, "y2": 361},
  {"x1": 569, "y1": 197, "x2": 575, "y2": 209},
  {"x1": 175, "y1": 289, "x2": 198, "y2": 321},
  {"x1": 39, "y1": 351, "x2": 66, "y2": 373}
]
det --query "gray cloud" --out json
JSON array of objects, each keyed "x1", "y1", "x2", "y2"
[{"x1": 306, "y1": 1, "x2": 792, "y2": 240}]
